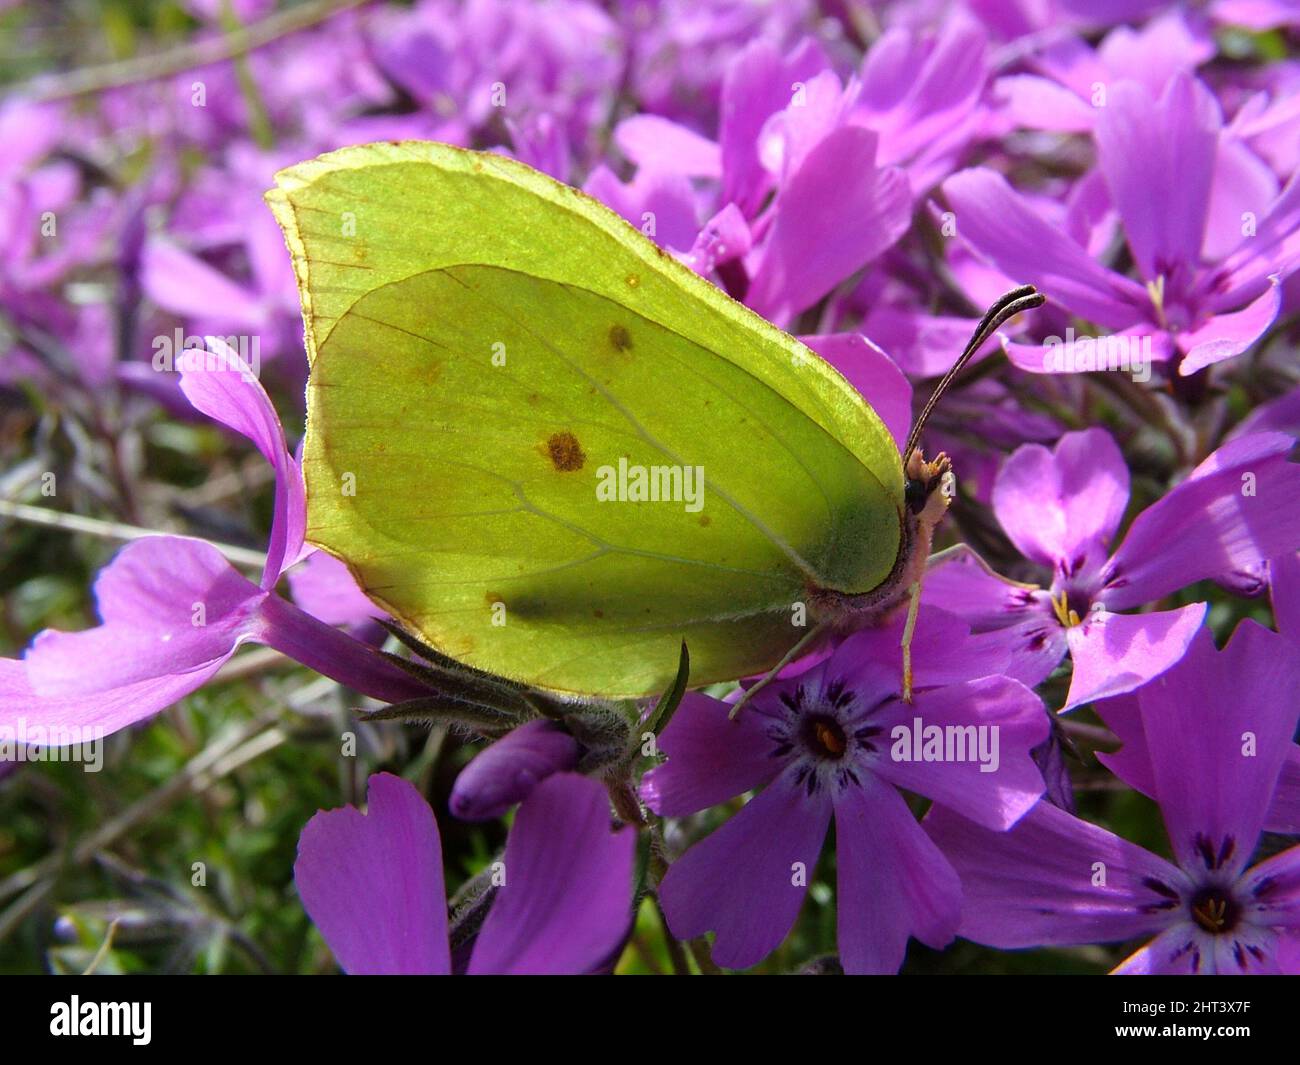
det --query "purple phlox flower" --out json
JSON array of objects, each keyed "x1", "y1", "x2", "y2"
[
  {"x1": 964, "y1": 0, "x2": 1062, "y2": 41},
  {"x1": 926, "y1": 620, "x2": 1300, "y2": 974},
  {"x1": 850, "y1": 16, "x2": 991, "y2": 197},
  {"x1": 0, "y1": 99, "x2": 65, "y2": 184},
  {"x1": 294, "y1": 771, "x2": 635, "y2": 975},
  {"x1": 742, "y1": 121, "x2": 910, "y2": 326},
  {"x1": 860, "y1": 298, "x2": 1012, "y2": 378},
  {"x1": 831, "y1": 228, "x2": 1059, "y2": 381},
  {"x1": 971, "y1": 0, "x2": 1295, "y2": 38},
  {"x1": 947, "y1": 74, "x2": 1300, "y2": 376},
  {"x1": 505, "y1": 112, "x2": 572, "y2": 183},
  {"x1": 2, "y1": 351, "x2": 423, "y2": 741},
  {"x1": 365, "y1": 7, "x2": 473, "y2": 145},
  {"x1": 591, "y1": 130, "x2": 754, "y2": 282},
  {"x1": 923, "y1": 428, "x2": 1300, "y2": 710},
  {"x1": 644, "y1": 607, "x2": 1048, "y2": 973},
  {"x1": 0, "y1": 299, "x2": 119, "y2": 392},
  {"x1": 1231, "y1": 379, "x2": 1300, "y2": 442},
  {"x1": 920, "y1": 376, "x2": 1068, "y2": 507},
  {"x1": 715, "y1": 37, "x2": 830, "y2": 219},
  {"x1": 176, "y1": 345, "x2": 308, "y2": 589},
  {"x1": 1204, "y1": 393, "x2": 1300, "y2": 598},
  {"x1": 1206, "y1": 0, "x2": 1300, "y2": 31},
  {"x1": 1227, "y1": 62, "x2": 1300, "y2": 179},
  {"x1": 0, "y1": 165, "x2": 80, "y2": 290},
  {"x1": 745, "y1": 19, "x2": 990, "y2": 201},
  {"x1": 615, "y1": 114, "x2": 722, "y2": 184},
  {"x1": 450, "y1": 719, "x2": 582, "y2": 822},
  {"x1": 1272, "y1": 549, "x2": 1300, "y2": 645},
  {"x1": 97, "y1": 11, "x2": 386, "y2": 153},
  {"x1": 0, "y1": 143, "x2": 119, "y2": 312},
  {"x1": 587, "y1": 150, "x2": 755, "y2": 287},
  {"x1": 0, "y1": 150, "x2": 159, "y2": 391},
  {"x1": 104, "y1": 58, "x2": 270, "y2": 152},
  {"x1": 1252, "y1": 548, "x2": 1300, "y2": 834},
  {"x1": 285, "y1": 550, "x2": 384, "y2": 636},
  {"x1": 266, "y1": 13, "x2": 415, "y2": 145},
  {"x1": 992, "y1": 10, "x2": 1213, "y2": 134},
  {"x1": 619, "y1": 0, "x2": 819, "y2": 125},
  {"x1": 372, "y1": 0, "x2": 621, "y2": 160},
  {"x1": 141, "y1": 152, "x2": 306, "y2": 369},
  {"x1": 1096, "y1": 682, "x2": 1300, "y2": 838},
  {"x1": 583, "y1": 164, "x2": 704, "y2": 257},
  {"x1": 733, "y1": 18, "x2": 993, "y2": 300},
  {"x1": 605, "y1": 38, "x2": 912, "y2": 326},
  {"x1": 800, "y1": 333, "x2": 912, "y2": 450}
]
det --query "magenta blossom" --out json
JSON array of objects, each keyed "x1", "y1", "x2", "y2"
[
  {"x1": 925, "y1": 428, "x2": 1300, "y2": 710},
  {"x1": 1274, "y1": 549, "x2": 1300, "y2": 644},
  {"x1": 603, "y1": 20, "x2": 993, "y2": 324},
  {"x1": 1093, "y1": 547, "x2": 1300, "y2": 835},
  {"x1": 450, "y1": 719, "x2": 581, "y2": 822},
  {"x1": 1, "y1": 351, "x2": 422, "y2": 740},
  {"x1": 992, "y1": 11, "x2": 1213, "y2": 134},
  {"x1": 604, "y1": 37, "x2": 914, "y2": 326},
  {"x1": 644, "y1": 608, "x2": 1048, "y2": 973},
  {"x1": 295, "y1": 772, "x2": 635, "y2": 975},
  {"x1": 947, "y1": 74, "x2": 1300, "y2": 376},
  {"x1": 926, "y1": 620, "x2": 1300, "y2": 974},
  {"x1": 969, "y1": 0, "x2": 1299, "y2": 38}
]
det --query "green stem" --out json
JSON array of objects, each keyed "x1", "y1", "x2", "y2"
[
  {"x1": 654, "y1": 895, "x2": 692, "y2": 976},
  {"x1": 0, "y1": 499, "x2": 267, "y2": 569},
  {"x1": 687, "y1": 937, "x2": 722, "y2": 975},
  {"x1": 15, "y1": 0, "x2": 371, "y2": 102},
  {"x1": 221, "y1": 1, "x2": 276, "y2": 150}
]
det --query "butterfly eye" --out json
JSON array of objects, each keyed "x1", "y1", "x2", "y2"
[{"x1": 904, "y1": 478, "x2": 928, "y2": 512}]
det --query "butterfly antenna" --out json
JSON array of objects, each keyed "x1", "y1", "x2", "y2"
[{"x1": 903, "y1": 284, "x2": 1045, "y2": 460}]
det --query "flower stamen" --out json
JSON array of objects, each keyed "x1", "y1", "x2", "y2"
[
  {"x1": 801, "y1": 714, "x2": 849, "y2": 760},
  {"x1": 814, "y1": 720, "x2": 845, "y2": 756},
  {"x1": 1190, "y1": 887, "x2": 1240, "y2": 935},
  {"x1": 1049, "y1": 589, "x2": 1082, "y2": 628},
  {"x1": 1147, "y1": 274, "x2": 1168, "y2": 329}
]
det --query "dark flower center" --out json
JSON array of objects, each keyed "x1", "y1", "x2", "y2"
[
  {"x1": 802, "y1": 715, "x2": 848, "y2": 760},
  {"x1": 1189, "y1": 886, "x2": 1241, "y2": 935},
  {"x1": 1049, "y1": 586, "x2": 1092, "y2": 628}
]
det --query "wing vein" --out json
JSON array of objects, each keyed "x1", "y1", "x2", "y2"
[{"x1": 440, "y1": 268, "x2": 828, "y2": 581}]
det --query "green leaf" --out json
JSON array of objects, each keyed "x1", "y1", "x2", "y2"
[{"x1": 647, "y1": 640, "x2": 690, "y2": 736}]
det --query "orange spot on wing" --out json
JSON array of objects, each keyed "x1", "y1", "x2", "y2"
[
  {"x1": 608, "y1": 324, "x2": 633, "y2": 352},
  {"x1": 545, "y1": 431, "x2": 586, "y2": 472}
]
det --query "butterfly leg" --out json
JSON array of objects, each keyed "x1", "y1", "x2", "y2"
[
  {"x1": 899, "y1": 464, "x2": 956, "y2": 702},
  {"x1": 728, "y1": 623, "x2": 827, "y2": 720},
  {"x1": 901, "y1": 579, "x2": 922, "y2": 703},
  {"x1": 925, "y1": 541, "x2": 1037, "y2": 588}
]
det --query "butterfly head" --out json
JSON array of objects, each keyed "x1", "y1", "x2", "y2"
[{"x1": 903, "y1": 448, "x2": 954, "y2": 518}]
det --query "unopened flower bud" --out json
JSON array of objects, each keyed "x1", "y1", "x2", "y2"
[{"x1": 449, "y1": 719, "x2": 580, "y2": 821}]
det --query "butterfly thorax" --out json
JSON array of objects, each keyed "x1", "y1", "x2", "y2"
[{"x1": 807, "y1": 449, "x2": 953, "y2": 631}]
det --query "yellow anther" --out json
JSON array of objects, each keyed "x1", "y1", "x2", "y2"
[
  {"x1": 1050, "y1": 589, "x2": 1082, "y2": 628},
  {"x1": 1146, "y1": 275, "x2": 1168, "y2": 329},
  {"x1": 814, "y1": 721, "x2": 845, "y2": 756},
  {"x1": 1194, "y1": 897, "x2": 1228, "y2": 931}
]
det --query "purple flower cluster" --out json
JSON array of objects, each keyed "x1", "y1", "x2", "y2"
[{"x1": 2, "y1": 1, "x2": 1300, "y2": 975}]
